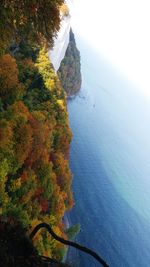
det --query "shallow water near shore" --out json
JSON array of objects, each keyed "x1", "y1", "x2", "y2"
[{"x1": 67, "y1": 38, "x2": 150, "y2": 266}]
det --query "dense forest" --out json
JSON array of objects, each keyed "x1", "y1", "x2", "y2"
[
  {"x1": 0, "y1": 0, "x2": 74, "y2": 263},
  {"x1": 58, "y1": 29, "x2": 81, "y2": 96}
]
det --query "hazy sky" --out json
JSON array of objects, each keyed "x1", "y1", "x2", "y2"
[{"x1": 71, "y1": 0, "x2": 150, "y2": 97}]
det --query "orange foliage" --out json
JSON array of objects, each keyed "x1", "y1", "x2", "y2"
[
  {"x1": 21, "y1": 171, "x2": 28, "y2": 183},
  {"x1": 39, "y1": 197, "x2": 49, "y2": 213},
  {"x1": 0, "y1": 48, "x2": 73, "y2": 259},
  {"x1": 52, "y1": 152, "x2": 72, "y2": 192},
  {"x1": 0, "y1": 55, "x2": 24, "y2": 104},
  {"x1": 15, "y1": 123, "x2": 33, "y2": 165},
  {"x1": 9, "y1": 101, "x2": 30, "y2": 122},
  {"x1": 26, "y1": 114, "x2": 51, "y2": 166},
  {"x1": 0, "y1": 54, "x2": 19, "y2": 89},
  {"x1": 35, "y1": 187, "x2": 44, "y2": 197}
]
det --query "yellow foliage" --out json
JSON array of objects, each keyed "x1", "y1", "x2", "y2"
[
  {"x1": 60, "y1": 4, "x2": 70, "y2": 17},
  {"x1": 10, "y1": 178, "x2": 22, "y2": 192},
  {"x1": 0, "y1": 43, "x2": 73, "y2": 260},
  {"x1": 35, "y1": 48, "x2": 61, "y2": 94},
  {"x1": 57, "y1": 99, "x2": 65, "y2": 110},
  {"x1": 20, "y1": 189, "x2": 34, "y2": 204},
  {"x1": 0, "y1": 207, "x2": 2, "y2": 215}
]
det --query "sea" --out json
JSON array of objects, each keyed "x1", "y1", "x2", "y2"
[{"x1": 67, "y1": 37, "x2": 150, "y2": 267}]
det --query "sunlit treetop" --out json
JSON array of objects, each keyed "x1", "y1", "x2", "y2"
[{"x1": 0, "y1": 0, "x2": 64, "y2": 54}]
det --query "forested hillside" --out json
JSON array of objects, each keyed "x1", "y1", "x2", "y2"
[{"x1": 0, "y1": 0, "x2": 74, "y2": 262}]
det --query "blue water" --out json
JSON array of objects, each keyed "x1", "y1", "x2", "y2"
[{"x1": 67, "y1": 38, "x2": 150, "y2": 266}]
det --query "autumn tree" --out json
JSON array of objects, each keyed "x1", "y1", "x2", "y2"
[
  {"x1": 0, "y1": 54, "x2": 24, "y2": 106},
  {"x1": 0, "y1": 7, "x2": 74, "y2": 259},
  {"x1": 0, "y1": 0, "x2": 64, "y2": 54}
]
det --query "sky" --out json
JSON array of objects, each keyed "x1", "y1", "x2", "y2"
[{"x1": 70, "y1": 0, "x2": 150, "y2": 97}]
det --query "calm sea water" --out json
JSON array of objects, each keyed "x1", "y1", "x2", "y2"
[{"x1": 67, "y1": 38, "x2": 150, "y2": 267}]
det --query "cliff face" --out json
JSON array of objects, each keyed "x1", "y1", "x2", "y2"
[
  {"x1": 49, "y1": 1, "x2": 81, "y2": 96},
  {"x1": 58, "y1": 29, "x2": 81, "y2": 96}
]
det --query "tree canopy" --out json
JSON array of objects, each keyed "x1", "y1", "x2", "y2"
[
  {"x1": 0, "y1": 1, "x2": 74, "y2": 260},
  {"x1": 0, "y1": 0, "x2": 64, "y2": 54}
]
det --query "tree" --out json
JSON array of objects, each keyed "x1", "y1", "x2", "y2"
[
  {"x1": 65, "y1": 224, "x2": 81, "y2": 240},
  {"x1": 0, "y1": 54, "x2": 24, "y2": 106},
  {"x1": 0, "y1": 0, "x2": 64, "y2": 54},
  {"x1": 0, "y1": 12, "x2": 74, "y2": 258}
]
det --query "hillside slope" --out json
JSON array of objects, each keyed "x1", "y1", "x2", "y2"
[{"x1": 0, "y1": 0, "x2": 73, "y2": 263}]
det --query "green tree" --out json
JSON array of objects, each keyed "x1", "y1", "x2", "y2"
[{"x1": 65, "y1": 224, "x2": 81, "y2": 240}]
